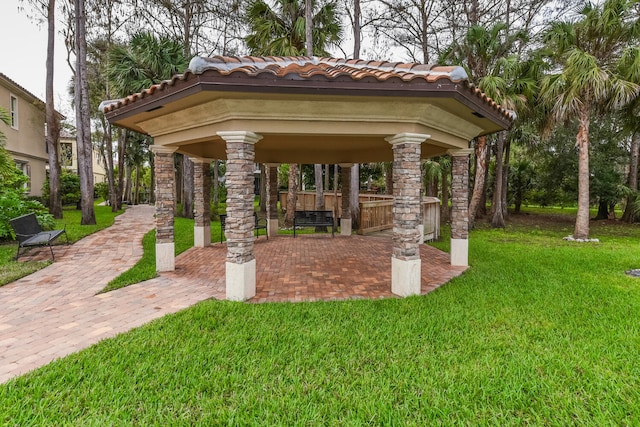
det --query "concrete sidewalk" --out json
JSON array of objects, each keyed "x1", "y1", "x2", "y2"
[{"x1": 0, "y1": 205, "x2": 219, "y2": 384}]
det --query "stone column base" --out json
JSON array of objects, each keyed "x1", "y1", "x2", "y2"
[
  {"x1": 156, "y1": 242, "x2": 175, "y2": 272},
  {"x1": 391, "y1": 257, "x2": 421, "y2": 297},
  {"x1": 450, "y1": 238, "x2": 469, "y2": 267},
  {"x1": 226, "y1": 259, "x2": 256, "y2": 301},
  {"x1": 194, "y1": 225, "x2": 211, "y2": 247},
  {"x1": 267, "y1": 218, "x2": 279, "y2": 238},
  {"x1": 340, "y1": 218, "x2": 352, "y2": 236}
]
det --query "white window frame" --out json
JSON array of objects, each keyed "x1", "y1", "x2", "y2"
[
  {"x1": 15, "y1": 161, "x2": 31, "y2": 192},
  {"x1": 10, "y1": 94, "x2": 18, "y2": 129}
]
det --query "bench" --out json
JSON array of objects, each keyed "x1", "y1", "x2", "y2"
[
  {"x1": 293, "y1": 210, "x2": 335, "y2": 238},
  {"x1": 219, "y1": 213, "x2": 268, "y2": 243},
  {"x1": 9, "y1": 213, "x2": 69, "y2": 261}
]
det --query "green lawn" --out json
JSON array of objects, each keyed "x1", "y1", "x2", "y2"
[
  {"x1": 2, "y1": 212, "x2": 640, "y2": 424},
  {"x1": 0, "y1": 204, "x2": 123, "y2": 287}
]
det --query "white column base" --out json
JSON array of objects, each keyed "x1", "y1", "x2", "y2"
[
  {"x1": 450, "y1": 238, "x2": 469, "y2": 267},
  {"x1": 194, "y1": 225, "x2": 211, "y2": 247},
  {"x1": 156, "y1": 242, "x2": 175, "y2": 272},
  {"x1": 267, "y1": 218, "x2": 279, "y2": 238},
  {"x1": 391, "y1": 257, "x2": 421, "y2": 297},
  {"x1": 340, "y1": 218, "x2": 352, "y2": 236},
  {"x1": 226, "y1": 259, "x2": 256, "y2": 301}
]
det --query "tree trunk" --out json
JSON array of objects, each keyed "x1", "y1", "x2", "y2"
[
  {"x1": 595, "y1": 200, "x2": 608, "y2": 220},
  {"x1": 175, "y1": 153, "x2": 182, "y2": 214},
  {"x1": 124, "y1": 163, "x2": 132, "y2": 203},
  {"x1": 182, "y1": 156, "x2": 194, "y2": 218},
  {"x1": 324, "y1": 164, "x2": 330, "y2": 193},
  {"x1": 284, "y1": 163, "x2": 298, "y2": 227},
  {"x1": 213, "y1": 160, "x2": 219, "y2": 206},
  {"x1": 45, "y1": 0, "x2": 62, "y2": 219},
  {"x1": 134, "y1": 164, "x2": 141, "y2": 205},
  {"x1": 314, "y1": 163, "x2": 326, "y2": 231},
  {"x1": 353, "y1": 0, "x2": 361, "y2": 58},
  {"x1": 441, "y1": 162, "x2": 450, "y2": 223},
  {"x1": 622, "y1": 131, "x2": 639, "y2": 222},
  {"x1": 305, "y1": 0, "x2": 313, "y2": 56},
  {"x1": 102, "y1": 120, "x2": 118, "y2": 211},
  {"x1": 116, "y1": 129, "x2": 126, "y2": 210},
  {"x1": 260, "y1": 163, "x2": 267, "y2": 213},
  {"x1": 479, "y1": 144, "x2": 491, "y2": 217},
  {"x1": 148, "y1": 150, "x2": 155, "y2": 204},
  {"x1": 491, "y1": 131, "x2": 505, "y2": 228},
  {"x1": 74, "y1": 0, "x2": 95, "y2": 225},
  {"x1": 502, "y1": 138, "x2": 511, "y2": 219},
  {"x1": 468, "y1": 136, "x2": 487, "y2": 227},
  {"x1": 574, "y1": 108, "x2": 591, "y2": 239},
  {"x1": 350, "y1": 163, "x2": 360, "y2": 229},
  {"x1": 384, "y1": 162, "x2": 393, "y2": 195}
]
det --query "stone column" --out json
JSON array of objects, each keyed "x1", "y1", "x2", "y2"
[
  {"x1": 385, "y1": 133, "x2": 430, "y2": 297},
  {"x1": 448, "y1": 148, "x2": 473, "y2": 266},
  {"x1": 218, "y1": 131, "x2": 263, "y2": 301},
  {"x1": 266, "y1": 163, "x2": 280, "y2": 238},
  {"x1": 150, "y1": 145, "x2": 177, "y2": 272},
  {"x1": 339, "y1": 163, "x2": 353, "y2": 236},
  {"x1": 192, "y1": 157, "x2": 211, "y2": 247}
]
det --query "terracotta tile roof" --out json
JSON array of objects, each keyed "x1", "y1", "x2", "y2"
[{"x1": 102, "y1": 55, "x2": 515, "y2": 124}]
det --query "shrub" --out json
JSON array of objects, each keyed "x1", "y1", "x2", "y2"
[
  {"x1": 94, "y1": 182, "x2": 110, "y2": 202},
  {"x1": 42, "y1": 169, "x2": 81, "y2": 206},
  {"x1": 0, "y1": 190, "x2": 53, "y2": 240}
]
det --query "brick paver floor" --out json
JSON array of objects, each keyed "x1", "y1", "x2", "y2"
[{"x1": 0, "y1": 207, "x2": 466, "y2": 383}]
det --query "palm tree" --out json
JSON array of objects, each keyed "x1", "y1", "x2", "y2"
[
  {"x1": 620, "y1": 46, "x2": 640, "y2": 222},
  {"x1": 478, "y1": 54, "x2": 541, "y2": 227},
  {"x1": 108, "y1": 32, "x2": 189, "y2": 211},
  {"x1": 245, "y1": 0, "x2": 342, "y2": 228},
  {"x1": 540, "y1": 0, "x2": 640, "y2": 239},
  {"x1": 245, "y1": 0, "x2": 342, "y2": 56},
  {"x1": 440, "y1": 23, "x2": 529, "y2": 228},
  {"x1": 108, "y1": 32, "x2": 189, "y2": 97}
]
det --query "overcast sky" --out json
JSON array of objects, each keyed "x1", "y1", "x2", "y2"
[{"x1": 0, "y1": 1, "x2": 74, "y2": 118}]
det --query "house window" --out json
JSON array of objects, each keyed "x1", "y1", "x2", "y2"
[
  {"x1": 60, "y1": 142, "x2": 73, "y2": 167},
  {"x1": 10, "y1": 94, "x2": 18, "y2": 129},
  {"x1": 15, "y1": 161, "x2": 31, "y2": 192}
]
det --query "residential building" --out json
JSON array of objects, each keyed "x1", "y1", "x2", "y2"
[
  {"x1": 0, "y1": 73, "x2": 48, "y2": 196},
  {"x1": 58, "y1": 130, "x2": 107, "y2": 184}
]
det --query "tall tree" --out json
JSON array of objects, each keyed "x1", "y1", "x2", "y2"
[
  {"x1": 477, "y1": 53, "x2": 540, "y2": 227},
  {"x1": 22, "y1": 0, "x2": 63, "y2": 218},
  {"x1": 620, "y1": 46, "x2": 640, "y2": 222},
  {"x1": 540, "y1": 0, "x2": 640, "y2": 239},
  {"x1": 245, "y1": 0, "x2": 342, "y2": 56},
  {"x1": 441, "y1": 23, "x2": 529, "y2": 227},
  {"x1": 74, "y1": 0, "x2": 96, "y2": 224},
  {"x1": 246, "y1": 0, "x2": 342, "y2": 228},
  {"x1": 108, "y1": 31, "x2": 190, "y2": 210}
]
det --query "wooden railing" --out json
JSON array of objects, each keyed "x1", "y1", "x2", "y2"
[
  {"x1": 359, "y1": 197, "x2": 440, "y2": 239},
  {"x1": 279, "y1": 192, "x2": 393, "y2": 217},
  {"x1": 359, "y1": 200, "x2": 393, "y2": 234},
  {"x1": 279, "y1": 192, "x2": 440, "y2": 239}
]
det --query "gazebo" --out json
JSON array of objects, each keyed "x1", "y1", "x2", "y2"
[{"x1": 103, "y1": 56, "x2": 513, "y2": 301}]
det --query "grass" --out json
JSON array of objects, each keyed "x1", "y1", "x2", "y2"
[
  {"x1": 2, "y1": 211, "x2": 640, "y2": 424},
  {"x1": 0, "y1": 204, "x2": 123, "y2": 287}
]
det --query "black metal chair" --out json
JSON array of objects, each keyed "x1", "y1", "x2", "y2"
[
  {"x1": 9, "y1": 213, "x2": 68, "y2": 261},
  {"x1": 219, "y1": 213, "x2": 268, "y2": 243}
]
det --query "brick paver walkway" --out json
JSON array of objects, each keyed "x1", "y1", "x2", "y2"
[{"x1": 0, "y1": 207, "x2": 466, "y2": 383}]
